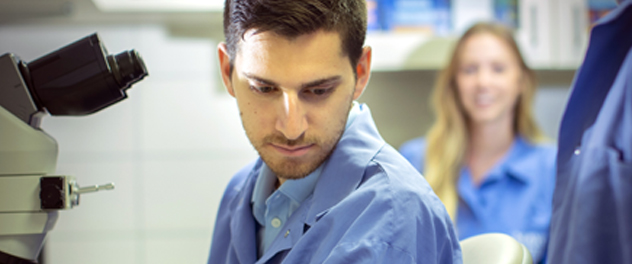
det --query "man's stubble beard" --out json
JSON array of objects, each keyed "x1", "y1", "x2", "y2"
[
  {"x1": 260, "y1": 132, "x2": 340, "y2": 180},
  {"x1": 244, "y1": 100, "x2": 352, "y2": 181}
]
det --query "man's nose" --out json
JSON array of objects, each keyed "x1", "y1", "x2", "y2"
[{"x1": 275, "y1": 91, "x2": 308, "y2": 140}]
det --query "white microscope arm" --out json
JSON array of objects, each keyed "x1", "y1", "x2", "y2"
[{"x1": 0, "y1": 102, "x2": 58, "y2": 262}]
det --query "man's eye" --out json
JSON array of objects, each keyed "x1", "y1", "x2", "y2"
[
  {"x1": 307, "y1": 88, "x2": 332, "y2": 96},
  {"x1": 313, "y1": 88, "x2": 328, "y2": 95},
  {"x1": 251, "y1": 86, "x2": 275, "y2": 93}
]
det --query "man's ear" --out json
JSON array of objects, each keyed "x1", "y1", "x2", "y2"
[
  {"x1": 218, "y1": 42, "x2": 235, "y2": 97},
  {"x1": 353, "y1": 46, "x2": 372, "y2": 100}
]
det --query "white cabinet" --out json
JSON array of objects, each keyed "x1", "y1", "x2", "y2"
[{"x1": 516, "y1": 0, "x2": 589, "y2": 69}]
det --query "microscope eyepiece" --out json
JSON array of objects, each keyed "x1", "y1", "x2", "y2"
[{"x1": 108, "y1": 49, "x2": 147, "y2": 90}]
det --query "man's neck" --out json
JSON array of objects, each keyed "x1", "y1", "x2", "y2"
[{"x1": 277, "y1": 177, "x2": 284, "y2": 188}]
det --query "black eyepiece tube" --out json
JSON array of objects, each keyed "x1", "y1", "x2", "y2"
[
  {"x1": 25, "y1": 33, "x2": 148, "y2": 116},
  {"x1": 108, "y1": 49, "x2": 147, "y2": 90}
]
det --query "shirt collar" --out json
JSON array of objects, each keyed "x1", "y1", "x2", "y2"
[
  {"x1": 278, "y1": 166, "x2": 323, "y2": 205},
  {"x1": 472, "y1": 137, "x2": 534, "y2": 185},
  {"x1": 251, "y1": 101, "x2": 362, "y2": 222},
  {"x1": 305, "y1": 103, "x2": 385, "y2": 226},
  {"x1": 251, "y1": 164, "x2": 275, "y2": 224},
  {"x1": 499, "y1": 137, "x2": 534, "y2": 184},
  {"x1": 346, "y1": 101, "x2": 361, "y2": 129}
]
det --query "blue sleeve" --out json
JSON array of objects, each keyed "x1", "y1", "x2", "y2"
[{"x1": 207, "y1": 160, "x2": 259, "y2": 264}]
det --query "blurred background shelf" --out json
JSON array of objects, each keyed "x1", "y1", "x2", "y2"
[
  {"x1": 1, "y1": 0, "x2": 612, "y2": 72},
  {"x1": 365, "y1": 0, "x2": 593, "y2": 72}
]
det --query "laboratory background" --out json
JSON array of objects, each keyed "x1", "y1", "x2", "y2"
[{"x1": 0, "y1": 0, "x2": 619, "y2": 263}]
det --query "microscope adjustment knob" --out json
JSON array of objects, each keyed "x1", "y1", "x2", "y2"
[{"x1": 39, "y1": 176, "x2": 66, "y2": 209}]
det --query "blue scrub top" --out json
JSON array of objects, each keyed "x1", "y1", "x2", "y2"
[
  {"x1": 399, "y1": 136, "x2": 556, "y2": 263},
  {"x1": 548, "y1": 1, "x2": 632, "y2": 263}
]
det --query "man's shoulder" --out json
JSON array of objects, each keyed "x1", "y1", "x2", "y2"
[
  {"x1": 316, "y1": 144, "x2": 459, "y2": 262},
  {"x1": 373, "y1": 144, "x2": 431, "y2": 189},
  {"x1": 353, "y1": 143, "x2": 447, "y2": 217}
]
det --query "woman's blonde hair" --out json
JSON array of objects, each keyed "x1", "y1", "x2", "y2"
[{"x1": 424, "y1": 22, "x2": 546, "y2": 219}]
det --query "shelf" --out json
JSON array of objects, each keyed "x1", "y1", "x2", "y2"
[
  {"x1": 367, "y1": 31, "x2": 583, "y2": 72},
  {"x1": 366, "y1": 32, "x2": 456, "y2": 71}
]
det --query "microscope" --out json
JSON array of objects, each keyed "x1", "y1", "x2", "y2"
[{"x1": 0, "y1": 33, "x2": 148, "y2": 263}]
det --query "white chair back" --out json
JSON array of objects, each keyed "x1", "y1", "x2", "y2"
[{"x1": 460, "y1": 233, "x2": 533, "y2": 264}]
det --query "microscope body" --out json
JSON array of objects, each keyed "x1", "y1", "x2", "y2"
[
  {"x1": 0, "y1": 34, "x2": 147, "y2": 263},
  {"x1": 0, "y1": 53, "x2": 59, "y2": 261}
]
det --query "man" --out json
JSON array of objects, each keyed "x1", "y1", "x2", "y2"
[
  {"x1": 547, "y1": 0, "x2": 632, "y2": 263},
  {"x1": 207, "y1": 0, "x2": 461, "y2": 263}
]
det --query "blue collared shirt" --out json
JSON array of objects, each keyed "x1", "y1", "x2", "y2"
[
  {"x1": 548, "y1": 1, "x2": 632, "y2": 263},
  {"x1": 251, "y1": 165, "x2": 323, "y2": 257},
  {"x1": 251, "y1": 102, "x2": 362, "y2": 257},
  {"x1": 399, "y1": 136, "x2": 556, "y2": 263}
]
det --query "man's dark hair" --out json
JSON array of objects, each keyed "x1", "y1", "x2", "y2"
[{"x1": 223, "y1": 0, "x2": 367, "y2": 75}]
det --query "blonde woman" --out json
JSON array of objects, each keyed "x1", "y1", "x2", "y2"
[{"x1": 399, "y1": 22, "x2": 556, "y2": 263}]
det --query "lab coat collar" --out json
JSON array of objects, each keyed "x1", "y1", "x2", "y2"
[
  {"x1": 304, "y1": 103, "x2": 385, "y2": 227},
  {"x1": 592, "y1": 0, "x2": 632, "y2": 31}
]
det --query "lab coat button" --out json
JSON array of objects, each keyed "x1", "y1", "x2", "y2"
[
  {"x1": 574, "y1": 148, "x2": 581, "y2": 155},
  {"x1": 271, "y1": 218, "x2": 282, "y2": 228}
]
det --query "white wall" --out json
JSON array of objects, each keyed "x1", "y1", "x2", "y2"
[{"x1": 0, "y1": 24, "x2": 258, "y2": 264}]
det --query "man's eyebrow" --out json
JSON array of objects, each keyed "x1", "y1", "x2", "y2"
[
  {"x1": 242, "y1": 72, "x2": 277, "y2": 86},
  {"x1": 301, "y1": 76, "x2": 342, "y2": 89},
  {"x1": 242, "y1": 72, "x2": 342, "y2": 89}
]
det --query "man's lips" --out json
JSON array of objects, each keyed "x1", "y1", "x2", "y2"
[{"x1": 270, "y1": 143, "x2": 314, "y2": 157}]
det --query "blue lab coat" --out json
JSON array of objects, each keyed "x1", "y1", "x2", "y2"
[
  {"x1": 547, "y1": 1, "x2": 632, "y2": 263},
  {"x1": 399, "y1": 137, "x2": 556, "y2": 263},
  {"x1": 208, "y1": 104, "x2": 462, "y2": 264}
]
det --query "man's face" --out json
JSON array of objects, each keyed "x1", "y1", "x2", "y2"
[{"x1": 218, "y1": 30, "x2": 371, "y2": 181}]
